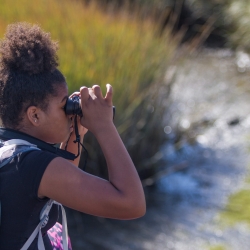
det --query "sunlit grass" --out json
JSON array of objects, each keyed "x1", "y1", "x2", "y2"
[
  {"x1": 219, "y1": 156, "x2": 250, "y2": 227},
  {"x1": 0, "y1": 0, "x2": 178, "y2": 175},
  {"x1": 209, "y1": 245, "x2": 226, "y2": 250},
  {"x1": 226, "y1": 0, "x2": 250, "y2": 52},
  {"x1": 219, "y1": 174, "x2": 250, "y2": 227}
]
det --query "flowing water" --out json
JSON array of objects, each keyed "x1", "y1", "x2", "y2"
[{"x1": 68, "y1": 49, "x2": 250, "y2": 250}]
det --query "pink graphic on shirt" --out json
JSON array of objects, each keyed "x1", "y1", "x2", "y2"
[{"x1": 48, "y1": 222, "x2": 72, "y2": 250}]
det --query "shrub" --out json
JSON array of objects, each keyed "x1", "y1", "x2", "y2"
[
  {"x1": 0, "y1": 0, "x2": 179, "y2": 179},
  {"x1": 225, "y1": 0, "x2": 250, "y2": 52}
]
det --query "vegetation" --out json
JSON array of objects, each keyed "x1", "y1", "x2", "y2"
[
  {"x1": 225, "y1": 1, "x2": 250, "y2": 52},
  {"x1": 180, "y1": 0, "x2": 250, "y2": 51},
  {"x1": 223, "y1": 189, "x2": 250, "y2": 225},
  {"x1": 0, "y1": 0, "x2": 179, "y2": 178},
  {"x1": 84, "y1": 0, "x2": 250, "y2": 51},
  {"x1": 219, "y1": 175, "x2": 250, "y2": 227},
  {"x1": 209, "y1": 245, "x2": 226, "y2": 250}
]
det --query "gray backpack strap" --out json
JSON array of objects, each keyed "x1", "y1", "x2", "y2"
[
  {"x1": 0, "y1": 139, "x2": 40, "y2": 235},
  {"x1": 0, "y1": 139, "x2": 40, "y2": 169},
  {"x1": 21, "y1": 199, "x2": 54, "y2": 250},
  {"x1": 0, "y1": 139, "x2": 69, "y2": 249},
  {"x1": 20, "y1": 199, "x2": 69, "y2": 250},
  {"x1": 0, "y1": 139, "x2": 39, "y2": 169},
  {"x1": 53, "y1": 201, "x2": 69, "y2": 250}
]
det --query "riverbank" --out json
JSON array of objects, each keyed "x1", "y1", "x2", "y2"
[{"x1": 67, "y1": 49, "x2": 250, "y2": 250}]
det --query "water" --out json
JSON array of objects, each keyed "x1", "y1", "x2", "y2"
[{"x1": 68, "y1": 49, "x2": 250, "y2": 250}]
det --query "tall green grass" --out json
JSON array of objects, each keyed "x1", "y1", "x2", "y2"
[
  {"x1": 177, "y1": 0, "x2": 250, "y2": 51},
  {"x1": 0, "y1": 0, "x2": 179, "y2": 178},
  {"x1": 226, "y1": 0, "x2": 250, "y2": 52},
  {"x1": 219, "y1": 174, "x2": 250, "y2": 228}
]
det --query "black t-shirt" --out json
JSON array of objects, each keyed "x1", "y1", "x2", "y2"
[{"x1": 0, "y1": 150, "x2": 59, "y2": 250}]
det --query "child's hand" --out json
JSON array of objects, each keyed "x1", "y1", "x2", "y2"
[{"x1": 79, "y1": 84, "x2": 113, "y2": 134}]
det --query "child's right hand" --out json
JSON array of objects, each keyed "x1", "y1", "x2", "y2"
[{"x1": 79, "y1": 84, "x2": 114, "y2": 134}]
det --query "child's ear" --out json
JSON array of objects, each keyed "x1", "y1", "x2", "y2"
[{"x1": 26, "y1": 106, "x2": 41, "y2": 126}]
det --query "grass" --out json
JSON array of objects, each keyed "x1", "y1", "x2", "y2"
[
  {"x1": 214, "y1": 168, "x2": 250, "y2": 250},
  {"x1": 0, "y1": 0, "x2": 179, "y2": 177},
  {"x1": 182, "y1": 0, "x2": 250, "y2": 52},
  {"x1": 222, "y1": 189, "x2": 250, "y2": 225},
  {"x1": 226, "y1": 0, "x2": 250, "y2": 52},
  {"x1": 219, "y1": 175, "x2": 250, "y2": 227},
  {"x1": 209, "y1": 245, "x2": 226, "y2": 250}
]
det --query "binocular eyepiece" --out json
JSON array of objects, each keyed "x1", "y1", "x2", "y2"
[
  {"x1": 64, "y1": 96, "x2": 115, "y2": 119},
  {"x1": 64, "y1": 96, "x2": 82, "y2": 116}
]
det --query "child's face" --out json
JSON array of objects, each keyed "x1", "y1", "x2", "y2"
[{"x1": 38, "y1": 83, "x2": 74, "y2": 144}]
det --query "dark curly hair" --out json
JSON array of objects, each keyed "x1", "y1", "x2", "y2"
[{"x1": 0, "y1": 22, "x2": 65, "y2": 129}]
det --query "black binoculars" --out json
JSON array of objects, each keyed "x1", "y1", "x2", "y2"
[{"x1": 64, "y1": 96, "x2": 115, "y2": 119}]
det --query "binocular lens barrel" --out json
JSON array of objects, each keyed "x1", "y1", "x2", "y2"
[
  {"x1": 64, "y1": 96, "x2": 82, "y2": 115},
  {"x1": 64, "y1": 96, "x2": 115, "y2": 119}
]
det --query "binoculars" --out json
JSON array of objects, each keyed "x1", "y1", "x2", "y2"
[{"x1": 64, "y1": 96, "x2": 115, "y2": 119}]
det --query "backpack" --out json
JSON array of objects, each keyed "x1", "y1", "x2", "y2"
[{"x1": 0, "y1": 139, "x2": 69, "y2": 250}]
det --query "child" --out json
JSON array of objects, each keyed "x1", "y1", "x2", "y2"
[{"x1": 0, "y1": 22, "x2": 145, "y2": 249}]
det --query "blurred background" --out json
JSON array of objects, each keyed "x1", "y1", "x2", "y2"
[{"x1": 1, "y1": 0, "x2": 250, "y2": 249}]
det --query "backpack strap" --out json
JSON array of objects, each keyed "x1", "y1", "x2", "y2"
[
  {"x1": 20, "y1": 199, "x2": 52, "y2": 250},
  {"x1": 0, "y1": 139, "x2": 40, "y2": 169},
  {"x1": 0, "y1": 140, "x2": 40, "y2": 236},
  {"x1": 53, "y1": 201, "x2": 69, "y2": 250},
  {"x1": 0, "y1": 139, "x2": 69, "y2": 250},
  {"x1": 21, "y1": 200, "x2": 69, "y2": 250}
]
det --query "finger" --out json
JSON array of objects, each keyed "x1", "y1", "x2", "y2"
[
  {"x1": 69, "y1": 91, "x2": 80, "y2": 98},
  {"x1": 104, "y1": 83, "x2": 113, "y2": 106},
  {"x1": 80, "y1": 87, "x2": 89, "y2": 104},
  {"x1": 92, "y1": 85, "x2": 103, "y2": 99},
  {"x1": 88, "y1": 87, "x2": 96, "y2": 99}
]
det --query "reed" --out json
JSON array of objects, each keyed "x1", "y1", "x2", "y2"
[
  {"x1": 172, "y1": 0, "x2": 250, "y2": 51},
  {"x1": 0, "y1": 0, "x2": 179, "y2": 179},
  {"x1": 226, "y1": 0, "x2": 250, "y2": 52}
]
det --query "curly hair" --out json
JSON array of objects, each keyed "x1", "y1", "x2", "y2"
[{"x1": 0, "y1": 22, "x2": 65, "y2": 129}]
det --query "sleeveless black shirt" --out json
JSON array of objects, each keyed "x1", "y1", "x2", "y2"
[{"x1": 0, "y1": 150, "x2": 58, "y2": 250}]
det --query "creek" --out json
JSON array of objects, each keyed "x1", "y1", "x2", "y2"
[{"x1": 68, "y1": 49, "x2": 250, "y2": 250}]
